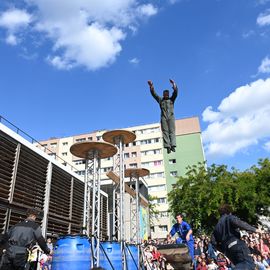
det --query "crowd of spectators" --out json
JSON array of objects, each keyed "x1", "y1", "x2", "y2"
[{"x1": 141, "y1": 231, "x2": 270, "y2": 270}]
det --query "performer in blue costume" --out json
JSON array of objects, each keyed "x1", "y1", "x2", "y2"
[{"x1": 167, "y1": 213, "x2": 194, "y2": 261}]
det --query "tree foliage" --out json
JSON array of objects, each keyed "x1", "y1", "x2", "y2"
[{"x1": 168, "y1": 159, "x2": 270, "y2": 234}]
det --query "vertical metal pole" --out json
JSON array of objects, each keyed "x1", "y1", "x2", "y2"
[
  {"x1": 119, "y1": 139, "x2": 126, "y2": 270},
  {"x1": 135, "y1": 177, "x2": 140, "y2": 245},
  {"x1": 112, "y1": 141, "x2": 120, "y2": 241},
  {"x1": 42, "y1": 161, "x2": 52, "y2": 237},
  {"x1": 9, "y1": 143, "x2": 21, "y2": 203},
  {"x1": 83, "y1": 159, "x2": 90, "y2": 235},
  {"x1": 5, "y1": 143, "x2": 21, "y2": 232},
  {"x1": 91, "y1": 151, "x2": 101, "y2": 267},
  {"x1": 135, "y1": 177, "x2": 141, "y2": 266},
  {"x1": 97, "y1": 157, "x2": 101, "y2": 265},
  {"x1": 68, "y1": 176, "x2": 74, "y2": 234}
]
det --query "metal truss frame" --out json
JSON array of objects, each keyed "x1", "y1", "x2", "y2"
[{"x1": 84, "y1": 150, "x2": 101, "y2": 268}]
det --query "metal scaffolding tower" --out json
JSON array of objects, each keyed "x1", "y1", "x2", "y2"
[
  {"x1": 70, "y1": 141, "x2": 117, "y2": 268},
  {"x1": 125, "y1": 168, "x2": 149, "y2": 245},
  {"x1": 102, "y1": 130, "x2": 136, "y2": 270}
]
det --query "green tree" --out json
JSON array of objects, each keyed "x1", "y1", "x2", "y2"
[{"x1": 168, "y1": 159, "x2": 270, "y2": 234}]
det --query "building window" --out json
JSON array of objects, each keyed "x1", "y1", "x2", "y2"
[
  {"x1": 148, "y1": 185, "x2": 166, "y2": 192},
  {"x1": 157, "y1": 197, "x2": 167, "y2": 204},
  {"x1": 62, "y1": 142, "x2": 68, "y2": 146},
  {"x1": 42, "y1": 144, "x2": 47, "y2": 147},
  {"x1": 76, "y1": 170, "x2": 85, "y2": 176},
  {"x1": 131, "y1": 152, "x2": 137, "y2": 157},
  {"x1": 150, "y1": 226, "x2": 155, "y2": 233},
  {"x1": 159, "y1": 225, "x2": 168, "y2": 231},
  {"x1": 147, "y1": 172, "x2": 165, "y2": 179},
  {"x1": 62, "y1": 162, "x2": 67, "y2": 166},
  {"x1": 103, "y1": 167, "x2": 113, "y2": 173},
  {"x1": 62, "y1": 152, "x2": 67, "y2": 156},
  {"x1": 141, "y1": 149, "x2": 162, "y2": 156},
  {"x1": 97, "y1": 136, "x2": 102, "y2": 141},
  {"x1": 154, "y1": 138, "x2": 160, "y2": 143},
  {"x1": 74, "y1": 159, "x2": 85, "y2": 165},
  {"x1": 76, "y1": 138, "x2": 86, "y2": 142},
  {"x1": 50, "y1": 143, "x2": 57, "y2": 148},
  {"x1": 125, "y1": 143, "x2": 129, "y2": 147},
  {"x1": 169, "y1": 159, "x2": 176, "y2": 164},
  {"x1": 158, "y1": 211, "x2": 169, "y2": 217},
  {"x1": 170, "y1": 171, "x2": 177, "y2": 177},
  {"x1": 132, "y1": 141, "x2": 136, "y2": 146},
  {"x1": 124, "y1": 153, "x2": 130, "y2": 158},
  {"x1": 88, "y1": 137, "x2": 93, "y2": 141},
  {"x1": 129, "y1": 163, "x2": 137, "y2": 168},
  {"x1": 154, "y1": 160, "x2": 162, "y2": 166}
]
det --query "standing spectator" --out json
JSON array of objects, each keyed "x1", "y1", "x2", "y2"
[
  {"x1": 211, "y1": 204, "x2": 261, "y2": 270},
  {"x1": 1, "y1": 208, "x2": 51, "y2": 270}
]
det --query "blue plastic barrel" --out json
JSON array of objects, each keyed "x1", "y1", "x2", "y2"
[
  {"x1": 126, "y1": 244, "x2": 139, "y2": 270},
  {"x1": 52, "y1": 235, "x2": 91, "y2": 270},
  {"x1": 99, "y1": 242, "x2": 121, "y2": 269}
]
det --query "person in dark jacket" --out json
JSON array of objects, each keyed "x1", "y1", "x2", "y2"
[
  {"x1": 211, "y1": 204, "x2": 262, "y2": 270},
  {"x1": 148, "y1": 79, "x2": 178, "y2": 154},
  {"x1": 0, "y1": 208, "x2": 51, "y2": 270}
]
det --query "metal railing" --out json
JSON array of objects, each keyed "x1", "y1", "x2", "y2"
[{"x1": 0, "y1": 115, "x2": 79, "y2": 173}]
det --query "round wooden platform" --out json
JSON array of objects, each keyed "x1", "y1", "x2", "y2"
[
  {"x1": 102, "y1": 130, "x2": 136, "y2": 145},
  {"x1": 70, "y1": 141, "x2": 117, "y2": 159},
  {"x1": 125, "y1": 168, "x2": 150, "y2": 178}
]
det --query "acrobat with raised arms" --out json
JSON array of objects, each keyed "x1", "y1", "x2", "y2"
[{"x1": 148, "y1": 79, "x2": 178, "y2": 154}]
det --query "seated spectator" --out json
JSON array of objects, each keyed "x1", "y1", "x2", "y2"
[
  {"x1": 254, "y1": 255, "x2": 267, "y2": 270},
  {"x1": 196, "y1": 258, "x2": 207, "y2": 270},
  {"x1": 249, "y1": 241, "x2": 261, "y2": 255},
  {"x1": 194, "y1": 242, "x2": 202, "y2": 257},
  {"x1": 207, "y1": 258, "x2": 218, "y2": 270},
  {"x1": 205, "y1": 241, "x2": 217, "y2": 260},
  {"x1": 216, "y1": 253, "x2": 229, "y2": 270}
]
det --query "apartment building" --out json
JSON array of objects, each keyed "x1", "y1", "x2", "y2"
[{"x1": 37, "y1": 116, "x2": 205, "y2": 239}]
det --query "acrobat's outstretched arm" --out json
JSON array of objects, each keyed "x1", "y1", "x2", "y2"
[
  {"x1": 148, "y1": 80, "x2": 161, "y2": 103},
  {"x1": 170, "y1": 79, "x2": 178, "y2": 102}
]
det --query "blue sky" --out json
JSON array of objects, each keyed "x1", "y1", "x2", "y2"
[{"x1": 1, "y1": 0, "x2": 270, "y2": 170}]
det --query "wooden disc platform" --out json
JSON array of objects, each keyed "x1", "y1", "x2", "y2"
[
  {"x1": 125, "y1": 168, "x2": 150, "y2": 178},
  {"x1": 70, "y1": 141, "x2": 117, "y2": 159},
  {"x1": 102, "y1": 130, "x2": 136, "y2": 145}
]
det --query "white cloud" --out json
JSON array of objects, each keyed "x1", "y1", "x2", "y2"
[
  {"x1": 0, "y1": 1, "x2": 158, "y2": 70},
  {"x1": 0, "y1": 9, "x2": 32, "y2": 45},
  {"x1": 264, "y1": 141, "x2": 270, "y2": 152},
  {"x1": 0, "y1": 9, "x2": 32, "y2": 30},
  {"x1": 258, "y1": 56, "x2": 270, "y2": 74},
  {"x1": 202, "y1": 78, "x2": 270, "y2": 158},
  {"x1": 257, "y1": 9, "x2": 270, "y2": 26},
  {"x1": 137, "y1": 4, "x2": 158, "y2": 16},
  {"x1": 129, "y1": 57, "x2": 140, "y2": 64},
  {"x1": 6, "y1": 33, "x2": 18, "y2": 45}
]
